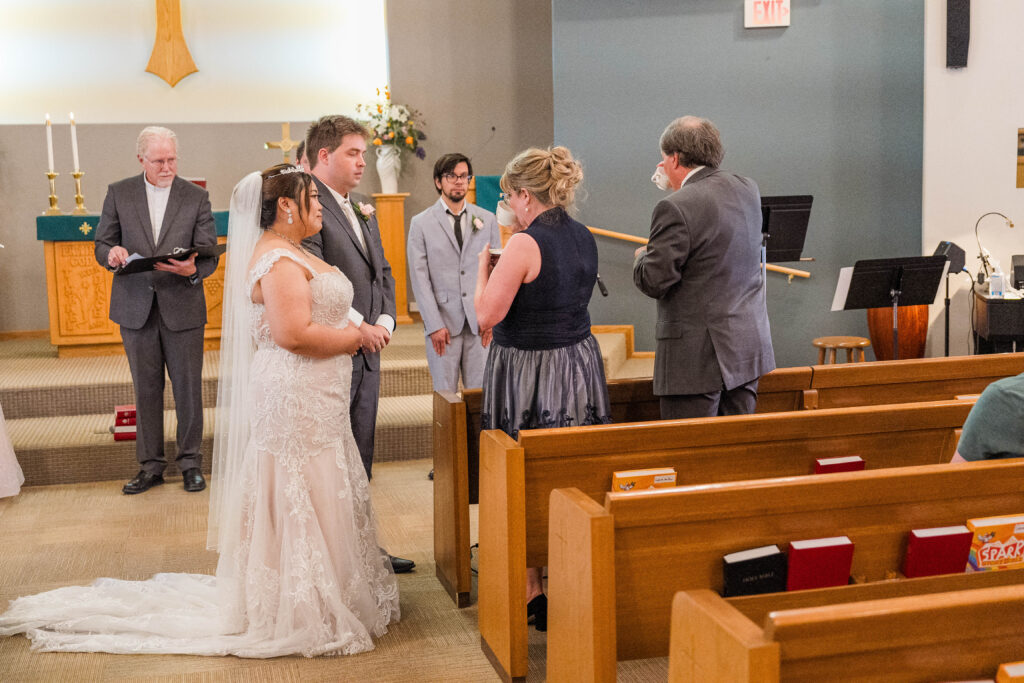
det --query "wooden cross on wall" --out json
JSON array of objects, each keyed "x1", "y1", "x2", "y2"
[
  {"x1": 146, "y1": 0, "x2": 198, "y2": 87},
  {"x1": 265, "y1": 123, "x2": 300, "y2": 163}
]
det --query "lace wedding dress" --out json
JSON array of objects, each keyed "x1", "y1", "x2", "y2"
[
  {"x1": 0, "y1": 249, "x2": 400, "y2": 657},
  {"x1": 0, "y1": 400, "x2": 24, "y2": 498}
]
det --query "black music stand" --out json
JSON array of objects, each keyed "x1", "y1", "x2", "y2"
[
  {"x1": 761, "y1": 195, "x2": 812, "y2": 263},
  {"x1": 831, "y1": 256, "x2": 948, "y2": 360}
]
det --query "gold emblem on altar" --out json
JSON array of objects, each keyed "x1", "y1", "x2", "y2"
[{"x1": 79, "y1": 222, "x2": 93, "y2": 236}]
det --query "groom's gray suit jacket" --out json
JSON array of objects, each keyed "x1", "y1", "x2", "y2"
[{"x1": 304, "y1": 176, "x2": 396, "y2": 372}]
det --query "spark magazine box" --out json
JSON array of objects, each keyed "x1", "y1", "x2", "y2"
[
  {"x1": 611, "y1": 467, "x2": 676, "y2": 492},
  {"x1": 966, "y1": 513, "x2": 1024, "y2": 572}
]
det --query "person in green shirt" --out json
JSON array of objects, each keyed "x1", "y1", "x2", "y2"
[{"x1": 952, "y1": 372, "x2": 1024, "y2": 462}]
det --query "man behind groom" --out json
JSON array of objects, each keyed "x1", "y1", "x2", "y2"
[{"x1": 304, "y1": 115, "x2": 415, "y2": 574}]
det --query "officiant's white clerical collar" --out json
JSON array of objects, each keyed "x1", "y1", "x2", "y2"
[{"x1": 679, "y1": 165, "x2": 706, "y2": 189}]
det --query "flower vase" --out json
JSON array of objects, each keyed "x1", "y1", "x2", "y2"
[{"x1": 376, "y1": 145, "x2": 402, "y2": 194}]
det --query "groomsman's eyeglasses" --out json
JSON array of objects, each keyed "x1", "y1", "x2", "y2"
[{"x1": 442, "y1": 173, "x2": 472, "y2": 183}]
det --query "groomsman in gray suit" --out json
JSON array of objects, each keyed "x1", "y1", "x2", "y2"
[
  {"x1": 94, "y1": 126, "x2": 219, "y2": 495},
  {"x1": 633, "y1": 116, "x2": 775, "y2": 419},
  {"x1": 407, "y1": 153, "x2": 500, "y2": 393},
  {"x1": 304, "y1": 115, "x2": 414, "y2": 573}
]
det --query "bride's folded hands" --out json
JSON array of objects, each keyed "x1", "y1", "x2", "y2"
[{"x1": 255, "y1": 256, "x2": 362, "y2": 357}]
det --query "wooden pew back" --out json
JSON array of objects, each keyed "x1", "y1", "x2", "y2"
[
  {"x1": 519, "y1": 399, "x2": 970, "y2": 566},
  {"x1": 673, "y1": 572, "x2": 1024, "y2": 682},
  {"x1": 545, "y1": 460, "x2": 1024, "y2": 680},
  {"x1": 810, "y1": 352, "x2": 1024, "y2": 409}
]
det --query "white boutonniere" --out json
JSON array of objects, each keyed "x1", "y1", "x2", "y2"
[
  {"x1": 355, "y1": 202, "x2": 376, "y2": 221},
  {"x1": 471, "y1": 215, "x2": 484, "y2": 232}
]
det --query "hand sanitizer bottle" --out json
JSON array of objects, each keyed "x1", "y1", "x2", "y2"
[{"x1": 990, "y1": 258, "x2": 1005, "y2": 297}]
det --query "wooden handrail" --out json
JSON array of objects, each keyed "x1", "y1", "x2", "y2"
[{"x1": 586, "y1": 225, "x2": 811, "y2": 282}]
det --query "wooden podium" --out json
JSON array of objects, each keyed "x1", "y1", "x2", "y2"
[
  {"x1": 371, "y1": 192, "x2": 413, "y2": 325},
  {"x1": 37, "y1": 214, "x2": 228, "y2": 358}
]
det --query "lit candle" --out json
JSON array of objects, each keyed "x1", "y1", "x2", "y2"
[
  {"x1": 69, "y1": 112, "x2": 80, "y2": 172},
  {"x1": 45, "y1": 113, "x2": 54, "y2": 173}
]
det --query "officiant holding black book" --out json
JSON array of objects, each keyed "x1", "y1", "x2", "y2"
[{"x1": 94, "y1": 126, "x2": 220, "y2": 495}]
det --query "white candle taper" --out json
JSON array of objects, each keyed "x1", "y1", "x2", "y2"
[
  {"x1": 69, "y1": 112, "x2": 80, "y2": 172},
  {"x1": 45, "y1": 113, "x2": 54, "y2": 172}
]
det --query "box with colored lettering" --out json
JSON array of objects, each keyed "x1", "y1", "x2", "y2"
[
  {"x1": 611, "y1": 467, "x2": 676, "y2": 492},
  {"x1": 966, "y1": 513, "x2": 1024, "y2": 572}
]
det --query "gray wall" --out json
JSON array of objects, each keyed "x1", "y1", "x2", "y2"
[
  {"x1": 552, "y1": 1, "x2": 924, "y2": 367},
  {"x1": 386, "y1": 0, "x2": 554, "y2": 229},
  {"x1": 0, "y1": 2, "x2": 554, "y2": 333}
]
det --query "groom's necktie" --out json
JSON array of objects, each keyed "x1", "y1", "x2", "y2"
[{"x1": 447, "y1": 210, "x2": 464, "y2": 251}]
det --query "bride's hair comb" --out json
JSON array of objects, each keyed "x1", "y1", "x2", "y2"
[{"x1": 266, "y1": 165, "x2": 305, "y2": 179}]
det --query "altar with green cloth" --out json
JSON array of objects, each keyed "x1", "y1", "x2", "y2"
[{"x1": 36, "y1": 212, "x2": 229, "y2": 357}]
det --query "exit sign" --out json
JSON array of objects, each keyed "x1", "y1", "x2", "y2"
[{"x1": 745, "y1": 0, "x2": 791, "y2": 28}]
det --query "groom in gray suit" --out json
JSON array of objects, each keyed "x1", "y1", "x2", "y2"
[
  {"x1": 94, "y1": 126, "x2": 219, "y2": 494},
  {"x1": 407, "y1": 153, "x2": 500, "y2": 392},
  {"x1": 304, "y1": 115, "x2": 414, "y2": 573},
  {"x1": 633, "y1": 116, "x2": 775, "y2": 419}
]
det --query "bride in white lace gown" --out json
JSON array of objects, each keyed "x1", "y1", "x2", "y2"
[{"x1": 0, "y1": 165, "x2": 399, "y2": 657}]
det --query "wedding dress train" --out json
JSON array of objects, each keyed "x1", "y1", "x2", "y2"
[
  {"x1": 0, "y1": 400, "x2": 24, "y2": 499},
  {"x1": 0, "y1": 249, "x2": 400, "y2": 657}
]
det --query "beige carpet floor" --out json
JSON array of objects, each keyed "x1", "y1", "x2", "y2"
[{"x1": 0, "y1": 458, "x2": 668, "y2": 682}]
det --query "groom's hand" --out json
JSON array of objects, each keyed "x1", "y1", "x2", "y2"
[{"x1": 360, "y1": 322, "x2": 389, "y2": 353}]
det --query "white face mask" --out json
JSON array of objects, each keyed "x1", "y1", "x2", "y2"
[{"x1": 651, "y1": 165, "x2": 670, "y2": 192}]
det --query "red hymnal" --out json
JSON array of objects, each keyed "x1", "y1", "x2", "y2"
[
  {"x1": 113, "y1": 425, "x2": 137, "y2": 441},
  {"x1": 115, "y1": 415, "x2": 136, "y2": 426},
  {"x1": 814, "y1": 455, "x2": 865, "y2": 474},
  {"x1": 114, "y1": 404, "x2": 136, "y2": 419},
  {"x1": 901, "y1": 525, "x2": 973, "y2": 578},
  {"x1": 184, "y1": 177, "x2": 207, "y2": 189},
  {"x1": 786, "y1": 536, "x2": 855, "y2": 591}
]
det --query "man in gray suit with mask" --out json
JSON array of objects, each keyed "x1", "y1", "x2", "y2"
[
  {"x1": 407, "y1": 152, "x2": 500, "y2": 393},
  {"x1": 633, "y1": 116, "x2": 775, "y2": 419},
  {"x1": 304, "y1": 115, "x2": 414, "y2": 573},
  {"x1": 95, "y1": 126, "x2": 219, "y2": 494}
]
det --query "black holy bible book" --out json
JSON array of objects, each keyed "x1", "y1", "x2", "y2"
[{"x1": 722, "y1": 545, "x2": 788, "y2": 597}]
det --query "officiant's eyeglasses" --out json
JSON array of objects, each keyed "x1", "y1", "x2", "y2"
[
  {"x1": 144, "y1": 156, "x2": 178, "y2": 168},
  {"x1": 442, "y1": 173, "x2": 472, "y2": 183}
]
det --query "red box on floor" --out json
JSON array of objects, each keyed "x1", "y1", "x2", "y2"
[
  {"x1": 114, "y1": 404, "x2": 136, "y2": 419},
  {"x1": 114, "y1": 425, "x2": 137, "y2": 441}
]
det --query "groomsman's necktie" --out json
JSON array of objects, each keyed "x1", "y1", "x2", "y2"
[{"x1": 447, "y1": 210, "x2": 464, "y2": 250}]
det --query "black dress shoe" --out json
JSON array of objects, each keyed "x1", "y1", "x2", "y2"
[
  {"x1": 182, "y1": 468, "x2": 206, "y2": 493},
  {"x1": 527, "y1": 594, "x2": 547, "y2": 632},
  {"x1": 123, "y1": 471, "x2": 164, "y2": 495},
  {"x1": 389, "y1": 554, "x2": 416, "y2": 573}
]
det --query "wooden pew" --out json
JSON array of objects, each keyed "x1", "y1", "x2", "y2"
[
  {"x1": 672, "y1": 577, "x2": 1024, "y2": 682},
  {"x1": 809, "y1": 352, "x2": 1024, "y2": 409},
  {"x1": 544, "y1": 460, "x2": 1024, "y2": 682},
  {"x1": 433, "y1": 353, "x2": 1023, "y2": 607},
  {"x1": 432, "y1": 366, "x2": 812, "y2": 606},
  {"x1": 477, "y1": 399, "x2": 976, "y2": 681}
]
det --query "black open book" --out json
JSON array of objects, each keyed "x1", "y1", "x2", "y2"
[{"x1": 117, "y1": 244, "x2": 226, "y2": 275}]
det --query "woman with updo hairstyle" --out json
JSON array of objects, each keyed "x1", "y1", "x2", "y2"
[{"x1": 474, "y1": 146, "x2": 612, "y2": 631}]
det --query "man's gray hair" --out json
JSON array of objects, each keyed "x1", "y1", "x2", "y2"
[
  {"x1": 136, "y1": 126, "x2": 178, "y2": 158},
  {"x1": 659, "y1": 116, "x2": 723, "y2": 168}
]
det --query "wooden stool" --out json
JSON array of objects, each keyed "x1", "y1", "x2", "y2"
[{"x1": 813, "y1": 336, "x2": 871, "y2": 364}]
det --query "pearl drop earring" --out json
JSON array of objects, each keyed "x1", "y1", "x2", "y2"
[{"x1": 286, "y1": 208, "x2": 294, "y2": 225}]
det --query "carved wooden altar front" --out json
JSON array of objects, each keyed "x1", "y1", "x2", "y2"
[{"x1": 38, "y1": 214, "x2": 227, "y2": 358}]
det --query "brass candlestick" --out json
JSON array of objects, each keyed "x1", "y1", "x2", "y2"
[
  {"x1": 44, "y1": 171, "x2": 61, "y2": 215},
  {"x1": 71, "y1": 171, "x2": 88, "y2": 215}
]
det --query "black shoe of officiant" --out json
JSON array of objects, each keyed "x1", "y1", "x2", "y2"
[
  {"x1": 389, "y1": 554, "x2": 416, "y2": 574},
  {"x1": 122, "y1": 471, "x2": 164, "y2": 495},
  {"x1": 527, "y1": 594, "x2": 547, "y2": 632},
  {"x1": 182, "y1": 468, "x2": 206, "y2": 493}
]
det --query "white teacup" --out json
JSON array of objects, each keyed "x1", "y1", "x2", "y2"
[{"x1": 495, "y1": 200, "x2": 516, "y2": 228}]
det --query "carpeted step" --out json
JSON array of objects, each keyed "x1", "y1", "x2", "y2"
[
  {"x1": 8, "y1": 393, "x2": 433, "y2": 487},
  {"x1": 1, "y1": 331, "x2": 433, "y2": 420}
]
